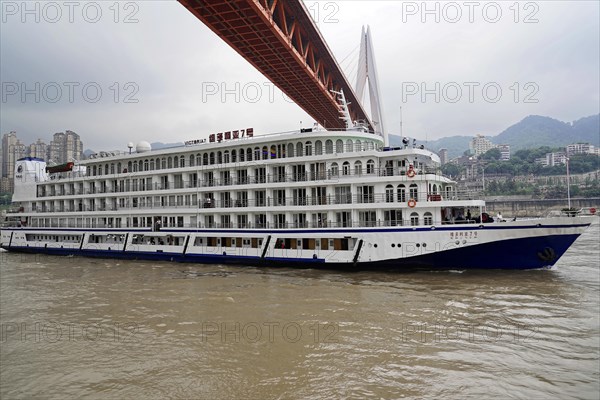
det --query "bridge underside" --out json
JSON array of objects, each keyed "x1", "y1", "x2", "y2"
[{"x1": 178, "y1": 0, "x2": 374, "y2": 131}]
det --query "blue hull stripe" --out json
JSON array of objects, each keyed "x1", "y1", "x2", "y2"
[{"x1": 2, "y1": 234, "x2": 581, "y2": 270}]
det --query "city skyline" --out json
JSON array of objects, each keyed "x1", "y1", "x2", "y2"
[{"x1": 1, "y1": 130, "x2": 83, "y2": 192}]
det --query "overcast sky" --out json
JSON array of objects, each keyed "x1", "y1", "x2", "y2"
[{"x1": 1, "y1": 0, "x2": 598, "y2": 150}]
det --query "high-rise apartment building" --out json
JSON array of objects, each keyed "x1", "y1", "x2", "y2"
[
  {"x1": 438, "y1": 148, "x2": 448, "y2": 165},
  {"x1": 48, "y1": 130, "x2": 83, "y2": 164},
  {"x1": 1, "y1": 131, "x2": 26, "y2": 192},
  {"x1": 28, "y1": 139, "x2": 48, "y2": 159}
]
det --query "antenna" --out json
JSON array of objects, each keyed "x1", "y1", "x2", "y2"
[{"x1": 400, "y1": 106, "x2": 404, "y2": 139}]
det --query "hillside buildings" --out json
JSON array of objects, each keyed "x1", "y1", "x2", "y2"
[
  {"x1": 470, "y1": 135, "x2": 510, "y2": 160},
  {"x1": 567, "y1": 143, "x2": 598, "y2": 156},
  {"x1": 535, "y1": 152, "x2": 568, "y2": 167},
  {"x1": 470, "y1": 135, "x2": 495, "y2": 156}
]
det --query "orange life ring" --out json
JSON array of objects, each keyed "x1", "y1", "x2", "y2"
[
  {"x1": 408, "y1": 199, "x2": 417, "y2": 208},
  {"x1": 407, "y1": 168, "x2": 416, "y2": 178}
]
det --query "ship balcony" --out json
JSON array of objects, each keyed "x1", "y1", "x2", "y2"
[
  {"x1": 26, "y1": 189, "x2": 483, "y2": 214},
  {"x1": 31, "y1": 167, "x2": 450, "y2": 199}
]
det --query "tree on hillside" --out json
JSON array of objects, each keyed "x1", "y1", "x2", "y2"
[
  {"x1": 441, "y1": 163, "x2": 463, "y2": 178},
  {"x1": 480, "y1": 148, "x2": 501, "y2": 161}
]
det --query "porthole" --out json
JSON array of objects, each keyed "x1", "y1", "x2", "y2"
[{"x1": 391, "y1": 244, "x2": 395, "y2": 248}]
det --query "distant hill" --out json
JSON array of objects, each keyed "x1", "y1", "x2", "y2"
[
  {"x1": 390, "y1": 114, "x2": 599, "y2": 159},
  {"x1": 491, "y1": 114, "x2": 600, "y2": 151},
  {"x1": 570, "y1": 115, "x2": 600, "y2": 144}
]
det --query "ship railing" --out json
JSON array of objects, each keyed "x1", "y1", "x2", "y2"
[
  {"x1": 450, "y1": 189, "x2": 484, "y2": 201},
  {"x1": 25, "y1": 190, "x2": 483, "y2": 214},
  {"x1": 31, "y1": 166, "x2": 451, "y2": 200},
  {"x1": 19, "y1": 216, "x2": 468, "y2": 230}
]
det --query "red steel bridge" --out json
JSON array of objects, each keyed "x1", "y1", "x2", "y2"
[{"x1": 178, "y1": 0, "x2": 374, "y2": 132}]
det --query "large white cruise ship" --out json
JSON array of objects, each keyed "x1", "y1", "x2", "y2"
[{"x1": 0, "y1": 121, "x2": 594, "y2": 270}]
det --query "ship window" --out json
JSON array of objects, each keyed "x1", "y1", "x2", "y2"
[
  {"x1": 325, "y1": 140, "x2": 333, "y2": 154},
  {"x1": 231, "y1": 149, "x2": 236, "y2": 163},
  {"x1": 105, "y1": 164, "x2": 109, "y2": 175},
  {"x1": 287, "y1": 143, "x2": 295, "y2": 157},
  {"x1": 359, "y1": 211, "x2": 376, "y2": 227},
  {"x1": 168, "y1": 157, "x2": 173, "y2": 169},
  {"x1": 384, "y1": 210, "x2": 403, "y2": 227},
  {"x1": 330, "y1": 162, "x2": 339, "y2": 177},
  {"x1": 239, "y1": 149, "x2": 245, "y2": 162},
  {"x1": 409, "y1": 183, "x2": 418, "y2": 201},
  {"x1": 247, "y1": 148, "x2": 253, "y2": 161},
  {"x1": 203, "y1": 153, "x2": 208, "y2": 165},
  {"x1": 274, "y1": 214, "x2": 286, "y2": 228},
  {"x1": 296, "y1": 142, "x2": 303, "y2": 157},
  {"x1": 196, "y1": 154, "x2": 201, "y2": 165},
  {"x1": 346, "y1": 139, "x2": 353, "y2": 152},
  {"x1": 424, "y1": 212, "x2": 433, "y2": 225},
  {"x1": 161, "y1": 157, "x2": 166, "y2": 169},
  {"x1": 209, "y1": 152, "x2": 215, "y2": 165},
  {"x1": 173, "y1": 156, "x2": 179, "y2": 168},
  {"x1": 262, "y1": 146, "x2": 268, "y2": 160},
  {"x1": 217, "y1": 151, "x2": 222, "y2": 164},
  {"x1": 179, "y1": 157, "x2": 185, "y2": 168},
  {"x1": 385, "y1": 185, "x2": 394, "y2": 202},
  {"x1": 336, "y1": 139, "x2": 343, "y2": 153},
  {"x1": 237, "y1": 215, "x2": 248, "y2": 228},
  {"x1": 366, "y1": 160, "x2": 375, "y2": 174},
  {"x1": 342, "y1": 161, "x2": 350, "y2": 176},
  {"x1": 189, "y1": 155, "x2": 195, "y2": 167},
  {"x1": 355, "y1": 140, "x2": 362, "y2": 152},
  {"x1": 397, "y1": 184, "x2": 406, "y2": 203},
  {"x1": 358, "y1": 185, "x2": 374, "y2": 203},
  {"x1": 305, "y1": 141, "x2": 312, "y2": 156},
  {"x1": 224, "y1": 150, "x2": 230, "y2": 164},
  {"x1": 254, "y1": 147, "x2": 261, "y2": 160},
  {"x1": 315, "y1": 140, "x2": 322, "y2": 155},
  {"x1": 354, "y1": 161, "x2": 362, "y2": 176},
  {"x1": 410, "y1": 212, "x2": 419, "y2": 226}
]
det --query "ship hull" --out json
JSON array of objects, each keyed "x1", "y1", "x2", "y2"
[{"x1": 1, "y1": 218, "x2": 592, "y2": 271}]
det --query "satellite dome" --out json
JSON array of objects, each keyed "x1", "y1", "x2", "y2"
[{"x1": 136, "y1": 141, "x2": 152, "y2": 153}]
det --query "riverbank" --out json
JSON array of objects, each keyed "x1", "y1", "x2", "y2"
[{"x1": 483, "y1": 196, "x2": 599, "y2": 217}]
